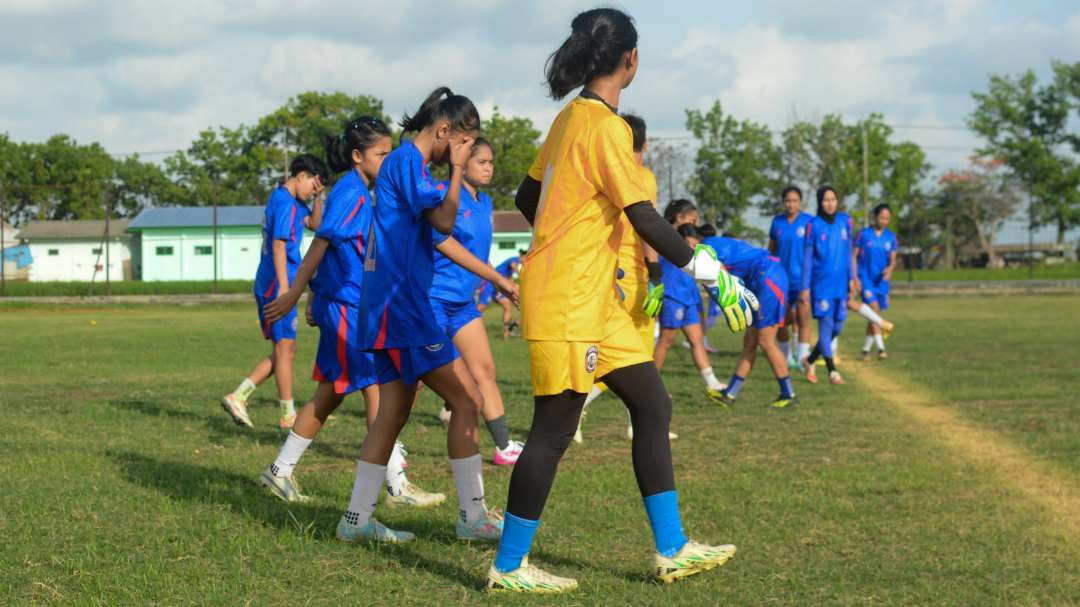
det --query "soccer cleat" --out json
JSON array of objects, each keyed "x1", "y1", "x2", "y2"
[
  {"x1": 486, "y1": 556, "x2": 579, "y2": 594},
  {"x1": 336, "y1": 515, "x2": 414, "y2": 544},
  {"x1": 438, "y1": 406, "x2": 452, "y2": 425},
  {"x1": 861, "y1": 350, "x2": 871, "y2": 362},
  {"x1": 654, "y1": 540, "x2": 737, "y2": 584},
  {"x1": 878, "y1": 350, "x2": 889, "y2": 360},
  {"x1": 705, "y1": 387, "x2": 732, "y2": 407},
  {"x1": 384, "y1": 481, "x2": 446, "y2": 508},
  {"x1": 804, "y1": 362, "x2": 818, "y2": 384},
  {"x1": 260, "y1": 465, "x2": 310, "y2": 502},
  {"x1": 279, "y1": 413, "x2": 296, "y2": 429},
  {"x1": 457, "y1": 509, "x2": 504, "y2": 542},
  {"x1": 494, "y1": 440, "x2": 524, "y2": 466},
  {"x1": 221, "y1": 393, "x2": 254, "y2": 428},
  {"x1": 829, "y1": 371, "x2": 845, "y2": 385},
  {"x1": 770, "y1": 394, "x2": 799, "y2": 409},
  {"x1": 882, "y1": 320, "x2": 894, "y2": 340},
  {"x1": 787, "y1": 353, "x2": 803, "y2": 372}
]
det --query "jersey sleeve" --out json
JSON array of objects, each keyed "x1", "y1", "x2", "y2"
[
  {"x1": 406, "y1": 151, "x2": 447, "y2": 217},
  {"x1": 640, "y1": 166, "x2": 658, "y2": 206},
  {"x1": 316, "y1": 189, "x2": 363, "y2": 245},
  {"x1": 527, "y1": 140, "x2": 548, "y2": 181},
  {"x1": 593, "y1": 117, "x2": 649, "y2": 209},
  {"x1": 269, "y1": 196, "x2": 293, "y2": 241}
]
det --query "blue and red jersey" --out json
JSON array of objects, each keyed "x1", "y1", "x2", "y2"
[
  {"x1": 254, "y1": 185, "x2": 310, "y2": 299},
  {"x1": 768, "y1": 212, "x2": 813, "y2": 291},
  {"x1": 310, "y1": 169, "x2": 372, "y2": 305},
  {"x1": 856, "y1": 227, "x2": 897, "y2": 284},
  {"x1": 430, "y1": 186, "x2": 494, "y2": 304},
  {"x1": 359, "y1": 139, "x2": 450, "y2": 349},
  {"x1": 495, "y1": 256, "x2": 520, "y2": 279},
  {"x1": 702, "y1": 235, "x2": 776, "y2": 292},
  {"x1": 802, "y1": 213, "x2": 854, "y2": 299}
]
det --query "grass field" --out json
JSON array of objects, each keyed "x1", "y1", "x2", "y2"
[
  {"x1": 2, "y1": 296, "x2": 1079, "y2": 605},
  {"x1": 904, "y1": 262, "x2": 1080, "y2": 282}
]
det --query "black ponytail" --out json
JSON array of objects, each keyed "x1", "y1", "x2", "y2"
[
  {"x1": 400, "y1": 86, "x2": 480, "y2": 134},
  {"x1": 663, "y1": 199, "x2": 697, "y2": 224},
  {"x1": 545, "y1": 8, "x2": 638, "y2": 100},
  {"x1": 323, "y1": 116, "x2": 392, "y2": 174}
]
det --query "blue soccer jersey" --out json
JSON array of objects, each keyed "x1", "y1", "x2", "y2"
[
  {"x1": 701, "y1": 235, "x2": 772, "y2": 288},
  {"x1": 360, "y1": 139, "x2": 450, "y2": 349},
  {"x1": 430, "y1": 186, "x2": 494, "y2": 304},
  {"x1": 802, "y1": 213, "x2": 854, "y2": 299},
  {"x1": 310, "y1": 169, "x2": 372, "y2": 305},
  {"x1": 495, "y1": 256, "x2": 520, "y2": 279},
  {"x1": 769, "y1": 212, "x2": 813, "y2": 291},
  {"x1": 856, "y1": 227, "x2": 897, "y2": 284},
  {"x1": 660, "y1": 254, "x2": 697, "y2": 306},
  {"x1": 254, "y1": 186, "x2": 310, "y2": 299}
]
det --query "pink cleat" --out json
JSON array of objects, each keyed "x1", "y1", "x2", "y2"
[{"x1": 493, "y1": 440, "x2": 524, "y2": 466}]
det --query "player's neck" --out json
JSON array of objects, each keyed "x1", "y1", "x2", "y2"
[
  {"x1": 283, "y1": 178, "x2": 300, "y2": 200},
  {"x1": 463, "y1": 180, "x2": 477, "y2": 199},
  {"x1": 411, "y1": 129, "x2": 436, "y2": 165},
  {"x1": 354, "y1": 166, "x2": 370, "y2": 187},
  {"x1": 583, "y1": 78, "x2": 621, "y2": 112},
  {"x1": 786, "y1": 211, "x2": 800, "y2": 222}
]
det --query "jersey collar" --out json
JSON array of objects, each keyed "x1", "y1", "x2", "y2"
[{"x1": 578, "y1": 89, "x2": 617, "y2": 114}]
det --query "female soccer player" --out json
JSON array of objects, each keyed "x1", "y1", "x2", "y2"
[
  {"x1": 259, "y1": 118, "x2": 444, "y2": 508},
  {"x1": 487, "y1": 8, "x2": 753, "y2": 593},
  {"x1": 800, "y1": 186, "x2": 857, "y2": 385},
  {"x1": 335, "y1": 88, "x2": 504, "y2": 545},
  {"x1": 855, "y1": 203, "x2": 898, "y2": 360},
  {"x1": 221, "y1": 154, "x2": 327, "y2": 429},
  {"x1": 429, "y1": 138, "x2": 525, "y2": 465},
  {"x1": 769, "y1": 186, "x2": 814, "y2": 370},
  {"x1": 653, "y1": 212, "x2": 727, "y2": 404}
]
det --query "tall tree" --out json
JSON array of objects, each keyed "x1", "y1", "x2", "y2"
[
  {"x1": 644, "y1": 139, "x2": 690, "y2": 208},
  {"x1": 937, "y1": 157, "x2": 1021, "y2": 268},
  {"x1": 164, "y1": 125, "x2": 272, "y2": 206},
  {"x1": 481, "y1": 108, "x2": 540, "y2": 210},
  {"x1": 969, "y1": 62, "x2": 1080, "y2": 244}
]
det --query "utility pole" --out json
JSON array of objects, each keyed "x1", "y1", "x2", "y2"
[
  {"x1": 213, "y1": 196, "x2": 219, "y2": 293},
  {"x1": 862, "y1": 126, "x2": 870, "y2": 227},
  {"x1": 105, "y1": 193, "x2": 111, "y2": 297},
  {"x1": 0, "y1": 188, "x2": 6, "y2": 297},
  {"x1": 1027, "y1": 187, "x2": 1035, "y2": 280}
]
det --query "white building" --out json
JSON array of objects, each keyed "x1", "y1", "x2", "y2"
[{"x1": 18, "y1": 219, "x2": 133, "y2": 282}]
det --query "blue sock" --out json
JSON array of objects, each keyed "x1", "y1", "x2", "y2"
[
  {"x1": 778, "y1": 376, "x2": 794, "y2": 398},
  {"x1": 643, "y1": 490, "x2": 688, "y2": 557},
  {"x1": 726, "y1": 374, "x2": 746, "y2": 398},
  {"x1": 494, "y1": 513, "x2": 540, "y2": 573}
]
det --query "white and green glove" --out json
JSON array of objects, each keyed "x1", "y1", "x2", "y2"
[{"x1": 682, "y1": 244, "x2": 759, "y2": 332}]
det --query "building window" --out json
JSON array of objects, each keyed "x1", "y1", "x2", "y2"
[
  {"x1": 47, "y1": 249, "x2": 59, "y2": 256},
  {"x1": 156, "y1": 246, "x2": 174, "y2": 256},
  {"x1": 91, "y1": 248, "x2": 102, "y2": 255},
  {"x1": 498, "y1": 241, "x2": 516, "y2": 250},
  {"x1": 194, "y1": 245, "x2": 213, "y2": 256},
  {"x1": 240, "y1": 247, "x2": 249, "y2": 252}
]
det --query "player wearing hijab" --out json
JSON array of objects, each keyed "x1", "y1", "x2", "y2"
[
  {"x1": 487, "y1": 9, "x2": 754, "y2": 593},
  {"x1": 855, "y1": 203, "x2": 898, "y2": 360},
  {"x1": 221, "y1": 154, "x2": 326, "y2": 429},
  {"x1": 769, "y1": 186, "x2": 814, "y2": 370}
]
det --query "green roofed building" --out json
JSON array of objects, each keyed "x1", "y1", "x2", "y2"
[
  {"x1": 127, "y1": 206, "x2": 312, "y2": 281},
  {"x1": 490, "y1": 211, "x2": 532, "y2": 267}
]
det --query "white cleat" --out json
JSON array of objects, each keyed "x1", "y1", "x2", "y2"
[
  {"x1": 384, "y1": 481, "x2": 446, "y2": 508},
  {"x1": 221, "y1": 393, "x2": 253, "y2": 428}
]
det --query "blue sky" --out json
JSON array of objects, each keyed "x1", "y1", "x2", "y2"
[{"x1": 1, "y1": 0, "x2": 1078, "y2": 175}]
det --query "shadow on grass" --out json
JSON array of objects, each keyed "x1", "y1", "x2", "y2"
[{"x1": 108, "y1": 450, "x2": 485, "y2": 589}]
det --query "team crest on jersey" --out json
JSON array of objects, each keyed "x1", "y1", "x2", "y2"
[
  {"x1": 291, "y1": 316, "x2": 298, "y2": 332},
  {"x1": 885, "y1": 242, "x2": 892, "y2": 251},
  {"x1": 425, "y1": 343, "x2": 445, "y2": 352},
  {"x1": 675, "y1": 308, "x2": 685, "y2": 321},
  {"x1": 584, "y1": 346, "x2": 598, "y2": 374},
  {"x1": 819, "y1": 299, "x2": 830, "y2": 312},
  {"x1": 797, "y1": 227, "x2": 805, "y2": 237},
  {"x1": 864, "y1": 289, "x2": 874, "y2": 299},
  {"x1": 841, "y1": 228, "x2": 848, "y2": 240}
]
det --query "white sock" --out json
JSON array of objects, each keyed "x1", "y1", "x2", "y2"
[
  {"x1": 857, "y1": 303, "x2": 885, "y2": 327},
  {"x1": 700, "y1": 366, "x2": 723, "y2": 390},
  {"x1": 831, "y1": 337, "x2": 839, "y2": 355},
  {"x1": 797, "y1": 342, "x2": 812, "y2": 361},
  {"x1": 449, "y1": 454, "x2": 486, "y2": 524},
  {"x1": 271, "y1": 431, "x2": 312, "y2": 477},
  {"x1": 385, "y1": 441, "x2": 408, "y2": 496},
  {"x1": 874, "y1": 334, "x2": 886, "y2": 351},
  {"x1": 279, "y1": 399, "x2": 295, "y2": 417},
  {"x1": 583, "y1": 385, "x2": 603, "y2": 410},
  {"x1": 862, "y1": 336, "x2": 874, "y2": 353},
  {"x1": 779, "y1": 340, "x2": 792, "y2": 359},
  {"x1": 235, "y1": 378, "x2": 256, "y2": 400},
  {"x1": 345, "y1": 460, "x2": 386, "y2": 528}
]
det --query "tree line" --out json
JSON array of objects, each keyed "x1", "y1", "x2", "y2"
[{"x1": 2, "y1": 61, "x2": 1077, "y2": 267}]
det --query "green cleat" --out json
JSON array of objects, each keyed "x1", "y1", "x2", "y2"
[
  {"x1": 705, "y1": 387, "x2": 734, "y2": 407},
  {"x1": 486, "y1": 557, "x2": 578, "y2": 594},
  {"x1": 770, "y1": 395, "x2": 799, "y2": 409},
  {"x1": 336, "y1": 515, "x2": 414, "y2": 544},
  {"x1": 654, "y1": 540, "x2": 737, "y2": 584},
  {"x1": 260, "y1": 466, "x2": 310, "y2": 502}
]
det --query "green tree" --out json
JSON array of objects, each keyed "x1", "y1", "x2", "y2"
[
  {"x1": 935, "y1": 158, "x2": 1021, "y2": 268},
  {"x1": 164, "y1": 125, "x2": 270, "y2": 206},
  {"x1": 968, "y1": 62, "x2": 1080, "y2": 244},
  {"x1": 481, "y1": 108, "x2": 541, "y2": 210},
  {"x1": 685, "y1": 101, "x2": 781, "y2": 236},
  {"x1": 110, "y1": 155, "x2": 177, "y2": 217}
]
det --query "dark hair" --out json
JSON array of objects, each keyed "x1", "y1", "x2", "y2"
[
  {"x1": 290, "y1": 154, "x2": 330, "y2": 184},
  {"x1": 697, "y1": 223, "x2": 717, "y2": 238},
  {"x1": 324, "y1": 116, "x2": 392, "y2": 173},
  {"x1": 676, "y1": 223, "x2": 701, "y2": 240},
  {"x1": 545, "y1": 8, "x2": 638, "y2": 100},
  {"x1": 471, "y1": 136, "x2": 494, "y2": 157},
  {"x1": 815, "y1": 185, "x2": 838, "y2": 213},
  {"x1": 400, "y1": 86, "x2": 480, "y2": 134},
  {"x1": 873, "y1": 203, "x2": 892, "y2": 218},
  {"x1": 622, "y1": 113, "x2": 646, "y2": 152},
  {"x1": 518, "y1": 249, "x2": 528, "y2": 256},
  {"x1": 663, "y1": 199, "x2": 697, "y2": 224},
  {"x1": 781, "y1": 185, "x2": 803, "y2": 201}
]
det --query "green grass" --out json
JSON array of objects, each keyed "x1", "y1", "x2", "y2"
[
  {"x1": 0, "y1": 279, "x2": 253, "y2": 297},
  {"x1": 2, "y1": 298, "x2": 1078, "y2": 605},
  {"x1": 901, "y1": 262, "x2": 1080, "y2": 282}
]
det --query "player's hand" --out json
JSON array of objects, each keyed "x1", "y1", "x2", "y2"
[
  {"x1": 883, "y1": 268, "x2": 893, "y2": 281},
  {"x1": 495, "y1": 276, "x2": 519, "y2": 308},
  {"x1": 449, "y1": 134, "x2": 476, "y2": 170},
  {"x1": 706, "y1": 276, "x2": 758, "y2": 333},
  {"x1": 305, "y1": 302, "x2": 316, "y2": 327},
  {"x1": 264, "y1": 290, "x2": 300, "y2": 324},
  {"x1": 850, "y1": 276, "x2": 861, "y2": 295},
  {"x1": 643, "y1": 281, "x2": 664, "y2": 317}
]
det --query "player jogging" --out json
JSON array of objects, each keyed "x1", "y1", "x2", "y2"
[
  {"x1": 855, "y1": 203, "x2": 898, "y2": 360},
  {"x1": 260, "y1": 117, "x2": 444, "y2": 508},
  {"x1": 221, "y1": 155, "x2": 327, "y2": 429},
  {"x1": 487, "y1": 8, "x2": 755, "y2": 594}
]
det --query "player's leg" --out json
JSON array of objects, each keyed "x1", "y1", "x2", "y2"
[
  {"x1": 719, "y1": 328, "x2": 758, "y2": 406},
  {"x1": 681, "y1": 319, "x2": 726, "y2": 400},
  {"x1": 261, "y1": 380, "x2": 343, "y2": 502},
  {"x1": 453, "y1": 317, "x2": 523, "y2": 464},
  {"x1": 777, "y1": 307, "x2": 794, "y2": 362},
  {"x1": 758, "y1": 325, "x2": 796, "y2": 407},
  {"x1": 272, "y1": 338, "x2": 298, "y2": 427},
  {"x1": 499, "y1": 297, "x2": 516, "y2": 338},
  {"x1": 654, "y1": 327, "x2": 679, "y2": 370},
  {"x1": 869, "y1": 299, "x2": 888, "y2": 358},
  {"x1": 796, "y1": 293, "x2": 813, "y2": 367}
]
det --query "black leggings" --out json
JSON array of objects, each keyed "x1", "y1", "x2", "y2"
[{"x1": 506, "y1": 362, "x2": 676, "y2": 520}]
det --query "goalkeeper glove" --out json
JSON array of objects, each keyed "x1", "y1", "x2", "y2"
[
  {"x1": 682, "y1": 244, "x2": 737, "y2": 307},
  {"x1": 707, "y1": 278, "x2": 759, "y2": 333},
  {"x1": 643, "y1": 281, "x2": 664, "y2": 317}
]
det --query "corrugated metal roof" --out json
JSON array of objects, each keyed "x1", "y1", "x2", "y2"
[
  {"x1": 17, "y1": 219, "x2": 131, "y2": 240},
  {"x1": 493, "y1": 211, "x2": 531, "y2": 233},
  {"x1": 128, "y1": 206, "x2": 265, "y2": 230}
]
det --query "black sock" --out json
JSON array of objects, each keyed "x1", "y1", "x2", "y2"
[
  {"x1": 506, "y1": 391, "x2": 586, "y2": 519},
  {"x1": 485, "y1": 415, "x2": 511, "y2": 450},
  {"x1": 807, "y1": 343, "x2": 823, "y2": 364},
  {"x1": 825, "y1": 356, "x2": 836, "y2": 374}
]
